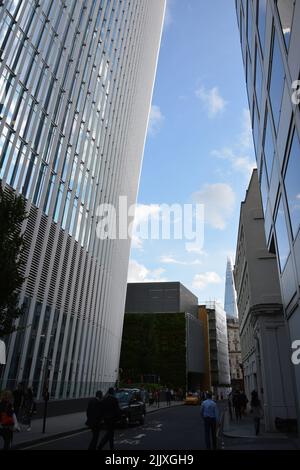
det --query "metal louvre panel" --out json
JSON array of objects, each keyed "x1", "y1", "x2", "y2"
[{"x1": 1, "y1": 0, "x2": 166, "y2": 398}]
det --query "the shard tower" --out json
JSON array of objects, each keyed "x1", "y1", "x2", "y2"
[{"x1": 224, "y1": 258, "x2": 238, "y2": 319}]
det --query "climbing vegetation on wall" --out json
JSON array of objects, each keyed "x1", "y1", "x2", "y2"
[{"x1": 120, "y1": 313, "x2": 186, "y2": 388}]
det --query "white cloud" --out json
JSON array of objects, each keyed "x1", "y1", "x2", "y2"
[
  {"x1": 239, "y1": 108, "x2": 253, "y2": 150},
  {"x1": 160, "y1": 255, "x2": 202, "y2": 266},
  {"x1": 212, "y1": 147, "x2": 255, "y2": 179},
  {"x1": 131, "y1": 204, "x2": 160, "y2": 250},
  {"x1": 196, "y1": 86, "x2": 228, "y2": 118},
  {"x1": 211, "y1": 108, "x2": 256, "y2": 178},
  {"x1": 128, "y1": 260, "x2": 168, "y2": 283},
  {"x1": 192, "y1": 272, "x2": 223, "y2": 290},
  {"x1": 148, "y1": 105, "x2": 165, "y2": 136},
  {"x1": 193, "y1": 183, "x2": 236, "y2": 230},
  {"x1": 185, "y1": 245, "x2": 206, "y2": 255}
]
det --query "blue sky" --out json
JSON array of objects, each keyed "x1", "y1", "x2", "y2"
[{"x1": 128, "y1": 0, "x2": 256, "y2": 305}]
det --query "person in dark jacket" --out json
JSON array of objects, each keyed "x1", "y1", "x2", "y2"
[
  {"x1": 251, "y1": 390, "x2": 263, "y2": 435},
  {"x1": 98, "y1": 387, "x2": 121, "y2": 450},
  {"x1": 86, "y1": 390, "x2": 103, "y2": 450},
  {"x1": 0, "y1": 390, "x2": 15, "y2": 450},
  {"x1": 232, "y1": 390, "x2": 242, "y2": 422},
  {"x1": 12, "y1": 382, "x2": 25, "y2": 418}
]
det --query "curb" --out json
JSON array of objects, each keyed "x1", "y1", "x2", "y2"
[
  {"x1": 15, "y1": 403, "x2": 184, "y2": 449},
  {"x1": 222, "y1": 431, "x2": 289, "y2": 440},
  {"x1": 14, "y1": 427, "x2": 89, "y2": 450}
]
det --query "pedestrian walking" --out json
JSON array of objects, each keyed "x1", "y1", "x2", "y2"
[
  {"x1": 148, "y1": 390, "x2": 154, "y2": 406},
  {"x1": 98, "y1": 387, "x2": 121, "y2": 451},
  {"x1": 86, "y1": 390, "x2": 103, "y2": 450},
  {"x1": 12, "y1": 382, "x2": 25, "y2": 418},
  {"x1": 153, "y1": 389, "x2": 160, "y2": 408},
  {"x1": 21, "y1": 387, "x2": 36, "y2": 431},
  {"x1": 232, "y1": 390, "x2": 242, "y2": 422},
  {"x1": 250, "y1": 391, "x2": 263, "y2": 436},
  {"x1": 200, "y1": 391, "x2": 219, "y2": 450},
  {"x1": 166, "y1": 388, "x2": 171, "y2": 407},
  {"x1": 0, "y1": 390, "x2": 19, "y2": 450},
  {"x1": 227, "y1": 392, "x2": 233, "y2": 421},
  {"x1": 240, "y1": 391, "x2": 248, "y2": 416}
]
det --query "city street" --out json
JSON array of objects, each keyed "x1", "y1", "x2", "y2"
[
  {"x1": 1, "y1": 0, "x2": 300, "y2": 453},
  {"x1": 21, "y1": 405, "x2": 208, "y2": 451}
]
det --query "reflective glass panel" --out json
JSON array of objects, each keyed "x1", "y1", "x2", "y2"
[{"x1": 285, "y1": 130, "x2": 300, "y2": 239}]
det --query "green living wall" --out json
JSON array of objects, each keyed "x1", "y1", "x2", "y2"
[{"x1": 120, "y1": 313, "x2": 186, "y2": 389}]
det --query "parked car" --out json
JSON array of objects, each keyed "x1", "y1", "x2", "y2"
[
  {"x1": 184, "y1": 392, "x2": 200, "y2": 405},
  {"x1": 115, "y1": 388, "x2": 146, "y2": 425}
]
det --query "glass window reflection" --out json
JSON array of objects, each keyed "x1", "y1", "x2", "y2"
[
  {"x1": 260, "y1": 158, "x2": 269, "y2": 213},
  {"x1": 247, "y1": 0, "x2": 253, "y2": 56},
  {"x1": 269, "y1": 30, "x2": 285, "y2": 130},
  {"x1": 257, "y1": 0, "x2": 267, "y2": 51},
  {"x1": 285, "y1": 130, "x2": 300, "y2": 239},
  {"x1": 252, "y1": 99, "x2": 260, "y2": 154},
  {"x1": 275, "y1": 197, "x2": 290, "y2": 271},
  {"x1": 264, "y1": 110, "x2": 275, "y2": 180},
  {"x1": 276, "y1": 0, "x2": 295, "y2": 49},
  {"x1": 255, "y1": 45, "x2": 263, "y2": 107}
]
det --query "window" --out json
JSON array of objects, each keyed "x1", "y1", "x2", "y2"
[
  {"x1": 6, "y1": 138, "x2": 26, "y2": 190},
  {"x1": 33, "y1": 162, "x2": 47, "y2": 207},
  {"x1": 6, "y1": 0, "x2": 22, "y2": 16},
  {"x1": 43, "y1": 125, "x2": 57, "y2": 164},
  {"x1": 263, "y1": 110, "x2": 275, "y2": 180},
  {"x1": 0, "y1": 13, "x2": 14, "y2": 54},
  {"x1": 53, "y1": 183, "x2": 64, "y2": 223},
  {"x1": 62, "y1": 190, "x2": 71, "y2": 230},
  {"x1": 275, "y1": 197, "x2": 290, "y2": 271},
  {"x1": 255, "y1": 45, "x2": 263, "y2": 107},
  {"x1": 247, "y1": 0, "x2": 253, "y2": 57},
  {"x1": 252, "y1": 99, "x2": 260, "y2": 153},
  {"x1": 260, "y1": 159, "x2": 269, "y2": 213},
  {"x1": 43, "y1": 173, "x2": 55, "y2": 215},
  {"x1": 276, "y1": 0, "x2": 295, "y2": 49},
  {"x1": 21, "y1": 152, "x2": 38, "y2": 199},
  {"x1": 0, "y1": 126, "x2": 12, "y2": 179},
  {"x1": 0, "y1": 67, "x2": 16, "y2": 118},
  {"x1": 52, "y1": 136, "x2": 64, "y2": 173},
  {"x1": 285, "y1": 130, "x2": 300, "y2": 239},
  {"x1": 257, "y1": 0, "x2": 267, "y2": 51},
  {"x1": 61, "y1": 146, "x2": 71, "y2": 182},
  {"x1": 69, "y1": 197, "x2": 78, "y2": 236},
  {"x1": 269, "y1": 29, "x2": 285, "y2": 130}
]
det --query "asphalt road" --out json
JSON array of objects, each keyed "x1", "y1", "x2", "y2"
[{"x1": 23, "y1": 405, "x2": 208, "y2": 451}]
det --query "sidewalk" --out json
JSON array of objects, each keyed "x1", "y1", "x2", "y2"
[
  {"x1": 221, "y1": 409, "x2": 299, "y2": 450},
  {"x1": 12, "y1": 400, "x2": 184, "y2": 449}
]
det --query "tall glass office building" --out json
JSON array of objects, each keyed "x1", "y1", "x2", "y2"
[
  {"x1": 0, "y1": 0, "x2": 165, "y2": 399},
  {"x1": 224, "y1": 258, "x2": 238, "y2": 319},
  {"x1": 235, "y1": 0, "x2": 300, "y2": 425}
]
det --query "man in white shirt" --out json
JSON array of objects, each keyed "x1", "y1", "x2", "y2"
[{"x1": 200, "y1": 392, "x2": 219, "y2": 450}]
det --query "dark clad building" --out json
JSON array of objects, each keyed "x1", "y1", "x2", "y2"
[{"x1": 125, "y1": 282, "x2": 198, "y2": 317}]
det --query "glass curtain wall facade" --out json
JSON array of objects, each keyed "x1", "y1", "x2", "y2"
[
  {"x1": 235, "y1": 0, "x2": 300, "y2": 425},
  {"x1": 0, "y1": 0, "x2": 165, "y2": 399},
  {"x1": 224, "y1": 258, "x2": 239, "y2": 319}
]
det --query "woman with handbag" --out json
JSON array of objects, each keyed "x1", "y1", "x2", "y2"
[{"x1": 0, "y1": 389, "x2": 17, "y2": 450}]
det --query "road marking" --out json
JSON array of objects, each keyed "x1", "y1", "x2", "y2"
[
  {"x1": 118, "y1": 439, "x2": 139, "y2": 445},
  {"x1": 133, "y1": 434, "x2": 146, "y2": 439},
  {"x1": 143, "y1": 427, "x2": 162, "y2": 432}
]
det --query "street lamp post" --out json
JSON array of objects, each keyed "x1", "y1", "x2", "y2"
[{"x1": 42, "y1": 357, "x2": 51, "y2": 433}]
